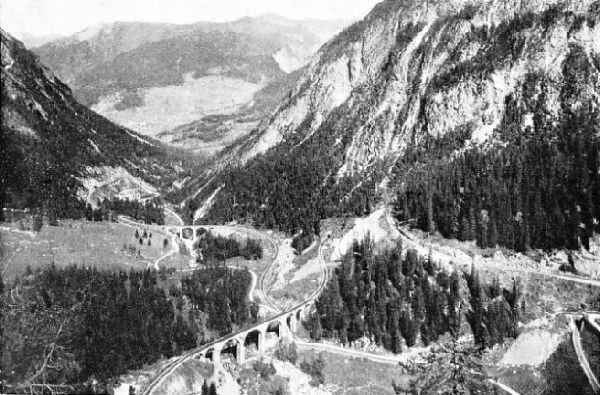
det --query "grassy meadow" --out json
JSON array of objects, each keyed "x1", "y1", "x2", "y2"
[
  {"x1": 297, "y1": 350, "x2": 405, "y2": 395},
  {"x1": 1, "y1": 220, "x2": 174, "y2": 281}
]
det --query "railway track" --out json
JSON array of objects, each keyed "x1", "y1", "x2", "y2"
[{"x1": 138, "y1": 232, "x2": 330, "y2": 395}]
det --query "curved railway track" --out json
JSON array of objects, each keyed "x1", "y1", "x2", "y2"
[{"x1": 138, "y1": 232, "x2": 329, "y2": 395}]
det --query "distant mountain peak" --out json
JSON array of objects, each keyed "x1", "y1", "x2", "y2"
[{"x1": 218, "y1": 0, "x2": 600, "y2": 172}]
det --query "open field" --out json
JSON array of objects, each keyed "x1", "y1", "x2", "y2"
[
  {"x1": 161, "y1": 118, "x2": 259, "y2": 155},
  {"x1": 1, "y1": 220, "x2": 172, "y2": 281},
  {"x1": 270, "y1": 273, "x2": 321, "y2": 310},
  {"x1": 296, "y1": 350, "x2": 405, "y2": 395},
  {"x1": 93, "y1": 75, "x2": 261, "y2": 138}
]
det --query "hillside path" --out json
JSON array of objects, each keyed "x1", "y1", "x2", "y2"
[{"x1": 569, "y1": 316, "x2": 600, "y2": 393}]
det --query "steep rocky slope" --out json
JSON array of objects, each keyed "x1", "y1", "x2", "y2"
[
  {"x1": 223, "y1": 0, "x2": 599, "y2": 171},
  {"x1": 183, "y1": 0, "x2": 599, "y2": 250},
  {"x1": 1, "y1": 29, "x2": 180, "y2": 218}
]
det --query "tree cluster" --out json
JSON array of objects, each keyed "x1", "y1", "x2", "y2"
[
  {"x1": 3, "y1": 265, "x2": 196, "y2": 389},
  {"x1": 200, "y1": 380, "x2": 219, "y2": 395},
  {"x1": 311, "y1": 239, "x2": 520, "y2": 353},
  {"x1": 194, "y1": 231, "x2": 262, "y2": 263},
  {"x1": 395, "y1": 106, "x2": 599, "y2": 252},
  {"x1": 193, "y1": 104, "x2": 380, "y2": 248},
  {"x1": 178, "y1": 266, "x2": 255, "y2": 336},
  {"x1": 299, "y1": 353, "x2": 325, "y2": 387},
  {"x1": 93, "y1": 197, "x2": 165, "y2": 225},
  {"x1": 273, "y1": 340, "x2": 298, "y2": 364}
]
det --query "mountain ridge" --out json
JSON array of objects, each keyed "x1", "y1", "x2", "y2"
[
  {"x1": 32, "y1": 17, "x2": 350, "y2": 107},
  {"x1": 183, "y1": 0, "x2": 599, "y2": 252},
  {"x1": 1, "y1": 28, "x2": 182, "y2": 218},
  {"x1": 218, "y1": 0, "x2": 600, "y2": 172}
]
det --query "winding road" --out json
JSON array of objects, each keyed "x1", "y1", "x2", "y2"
[
  {"x1": 134, "y1": 212, "x2": 329, "y2": 395},
  {"x1": 384, "y1": 207, "x2": 600, "y2": 287},
  {"x1": 568, "y1": 316, "x2": 600, "y2": 393},
  {"x1": 386, "y1": 205, "x2": 600, "y2": 393},
  {"x1": 137, "y1": 205, "x2": 599, "y2": 394}
]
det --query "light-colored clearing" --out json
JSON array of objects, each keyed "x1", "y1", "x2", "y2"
[
  {"x1": 0, "y1": 221, "x2": 170, "y2": 281},
  {"x1": 93, "y1": 76, "x2": 262, "y2": 138},
  {"x1": 330, "y1": 208, "x2": 395, "y2": 261},
  {"x1": 500, "y1": 330, "x2": 562, "y2": 367}
]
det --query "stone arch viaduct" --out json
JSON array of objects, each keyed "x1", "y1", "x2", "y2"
[
  {"x1": 140, "y1": 227, "x2": 329, "y2": 395},
  {"x1": 140, "y1": 299, "x2": 317, "y2": 395}
]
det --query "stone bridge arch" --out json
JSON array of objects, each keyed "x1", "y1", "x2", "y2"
[
  {"x1": 204, "y1": 347, "x2": 217, "y2": 366},
  {"x1": 219, "y1": 337, "x2": 245, "y2": 365},
  {"x1": 244, "y1": 328, "x2": 265, "y2": 356},
  {"x1": 181, "y1": 227, "x2": 194, "y2": 240},
  {"x1": 286, "y1": 313, "x2": 297, "y2": 333}
]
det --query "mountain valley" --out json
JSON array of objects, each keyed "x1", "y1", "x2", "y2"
[
  {"x1": 31, "y1": 17, "x2": 350, "y2": 153},
  {"x1": 2, "y1": 1, "x2": 600, "y2": 394}
]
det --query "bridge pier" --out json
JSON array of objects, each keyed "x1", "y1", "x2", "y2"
[
  {"x1": 278, "y1": 317, "x2": 292, "y2": 342},
  {"x1": 289, "y1": 314, "x2": 297, "y2": 333},
  {"x1": 212, "y1": 345, "x2": 221, "y2": 370},
  {"x1": 236, "y1": 338, "x2": 245, "y2": 364},
  {"x1": 259, "y1": 327, "x2": 267, "y2": 354}
]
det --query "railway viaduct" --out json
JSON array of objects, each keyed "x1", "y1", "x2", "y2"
[
  {"x1": 140, "y1": 300, "x2": 314, "y2": 395},
  {"x1": 197, "y1": 302, "x2": 309, "y2": 368}
]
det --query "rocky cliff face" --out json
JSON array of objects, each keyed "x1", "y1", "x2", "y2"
[{"x1": 224, "y1": 0, "x2": 599, "y2": 176}]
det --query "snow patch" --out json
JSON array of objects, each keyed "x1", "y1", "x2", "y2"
[
  {"x1": 32, "y1": 100, "x2": 48, "y2": 120},
  {"x1": 192, "y1": 176, "x2": 216, "y2": 199},
  {"x1": 471, "y1": 123, "x2": 496, "y2": 144},
  {"x1": 173, "y1": 176, "x2": 190, "y2": 189},
  {"x1": 88, "y1": 139, "x2": 102, "y2": 154},
  {"x1": 73, "y1": 23, "x2": 112, "y2": 42},
  {"x1": 4, "y1": 57, "x2": 14, "y2": 71},
  {"x1": 77, "y1": 166, "x2": 158, "y2": 207},
  {"x1": 125, "y1": 130, "x2": 155, "y2": 146},
  {"x1": 194, "y1": 186, "x2": 223, "y2": 221},
  {"x1": 500, "y1": 331, "x2": 562, "y2": 366},
  {"x1": 331, "y1": 208, "x2": 391, "y2": 261},
  {"x1": 273, "y1": 47, "x2": 305, "y2": 74}
]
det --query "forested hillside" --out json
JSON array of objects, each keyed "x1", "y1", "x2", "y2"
[
  {"x1": 3, "y1": 264, "x2": 254, "y2": 393},
  {"x1": 187, "y1": 0, "x2": 600, "y2": 254},
  {"x1": 311, "y1": 239, "x2": 521, "y2": 352},
  {"x1": 394, "y1": 106, "x2": 600, "y2": 252},
  {"x1": 1, "y1": 29, "x2": 187, "y2": 222}
]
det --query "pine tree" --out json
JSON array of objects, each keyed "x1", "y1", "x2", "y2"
[
  {"x1": 209, "y1": 382, "x2": 218, "y2": 395},
  {"x1": 32, "y1": 214, "x2": 43, "y2": 232},
  {"x1": 310, "y1": 315, "x2": 323, "y2": 341},
  {"x1": 201, "y1": 380, "x2": 209, "y2": 395}
]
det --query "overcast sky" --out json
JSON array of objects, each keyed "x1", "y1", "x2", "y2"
[{"x1": 0, "y1": 0, "x2": 381, "y2": 37}]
